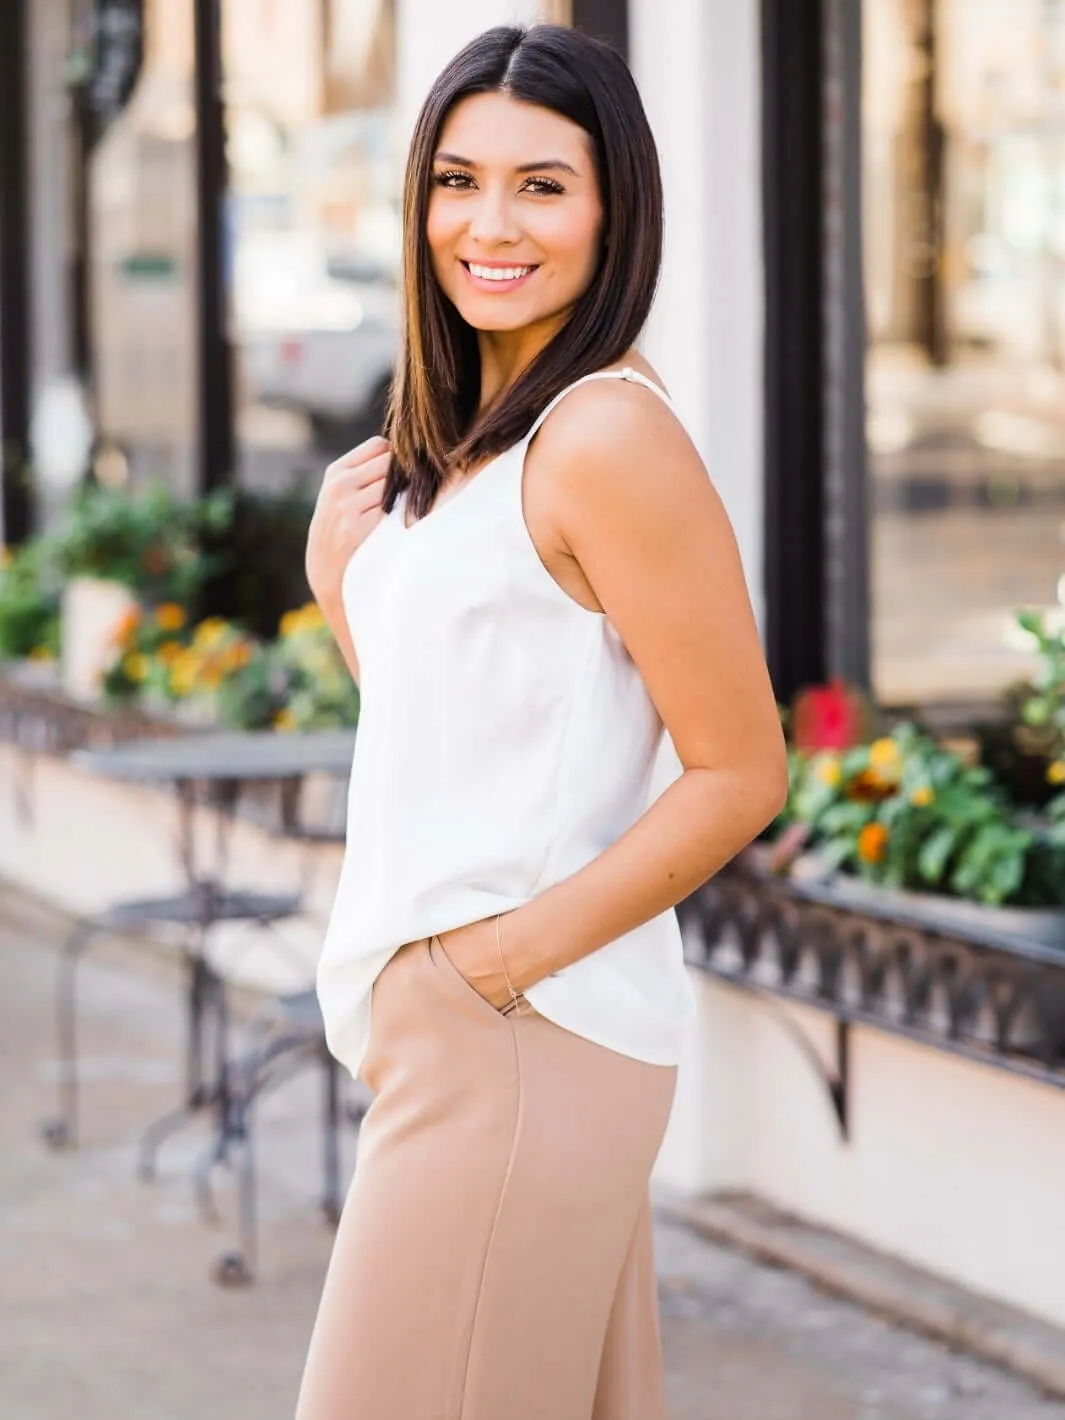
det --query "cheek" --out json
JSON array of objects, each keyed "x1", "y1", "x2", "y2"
[
  {"x1": 425, "y1": 198, "x2": 459, "y2": 264},
  {"x1": 543, "y1": 208, "x2": 603, "y2": 284}
]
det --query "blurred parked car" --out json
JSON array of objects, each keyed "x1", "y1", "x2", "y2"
[{"x1": 238, "y1": 241, "x2": 398, "y2": 451}]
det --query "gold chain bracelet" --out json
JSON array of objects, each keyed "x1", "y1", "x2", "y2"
[{"x1": 495, "y1": 912, "x2": 532, "y2": 1017}]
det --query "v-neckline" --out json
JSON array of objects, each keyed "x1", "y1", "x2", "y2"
[{"x1": 400, "y1": 446, "x2": 510, "y2": 533}]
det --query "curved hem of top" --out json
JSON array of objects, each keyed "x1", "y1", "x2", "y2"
[
  {"x1": 322, "y1": 992, "x2": 690, "y2": 1079},
  {"x1": 519, "y1": 987, "x2": 690, "y2": 1068}
]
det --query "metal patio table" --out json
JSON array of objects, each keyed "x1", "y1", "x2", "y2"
[{"x1": 39, "y1": 729, "x2": 356, "y2": 1245}]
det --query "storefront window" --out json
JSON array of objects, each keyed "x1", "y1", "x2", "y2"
[
  {"x1": 225, "y1": 0, "x2": 400, "y2": 493},
  {"x1": 88, "y1": 0, "x2": 400, "y2": 502},
  {"x1": 863, "y1": 0, "x2": 1065, "y2": 705},
  {"x1": 90, "y1": 0, "x2": 199, "y2": 498}
]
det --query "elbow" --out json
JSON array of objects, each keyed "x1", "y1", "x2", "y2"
[
  {"x1": 737, "y1": 745, "x2": 790, "y2": 841},
  {"x1": 747, "y1": 768, "x2": 789, "y2": 841},
  {"x1": 766, "y1": 744, "x2": 791, "y2": 821}
]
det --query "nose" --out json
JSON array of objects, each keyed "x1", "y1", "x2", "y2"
[{"x1": 466, "y1": 183, "x2": 521, "y2": 247}]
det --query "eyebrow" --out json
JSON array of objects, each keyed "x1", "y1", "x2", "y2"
[{"x1": 433, "y1": 151, "x2": 579, "y2": 176}]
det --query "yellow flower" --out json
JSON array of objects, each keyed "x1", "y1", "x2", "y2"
[
  {"x1": 28, "y1": 644, "x2": 55, "y2": 662},
  {"x1": 273, "y1": 708, "x2": 297, "y2": 732},
  {"x1": 857, "y1": 822, "x2": 889, "y2": 864},
  {"x1": 910, "y1": 785, "x2": 935, "y2": 807},
  {"x1": 123, "y1": 653, "x2": 149, "y2": 683},
  {"x1": 0, "y1": 545, "x2": 11, "y2": 570},
  {"x1": 1048, "y1": 760, "x2": 1065, "y2": 786},
  {"x1": 154, "y1": 602, "x2": 186, "y2": 632},
  {"x1": 815, "y1": 754, "x2": 842, "y2": 787},
  {"x1": 192, "y1": 617, "x2": 229, "y2": 649},
  {"x1": 156, "y1": 639, "x2": 183, "y2": 666},
  {"x1": 869, "y1": 737, "x2": 901, "y2": 771},
  {"x1": 280, "y1": 603, "x2": 324, "y2": 639},
  {"x1": 169, "y1": 648, "x2": 203, "y2": 698}
]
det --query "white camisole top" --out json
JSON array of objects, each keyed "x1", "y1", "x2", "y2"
[{"x1": 316, "y1": 366, "x2": 698, "y2": 1080}]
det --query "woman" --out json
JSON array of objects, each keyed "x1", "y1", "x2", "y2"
[{"x1": 298, "y1": 22, "x2": 786, "y2": 1420}]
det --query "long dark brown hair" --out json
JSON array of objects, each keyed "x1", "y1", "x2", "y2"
[{"x1": 384, "y1": 23, "x2": 664, "y2": 519}]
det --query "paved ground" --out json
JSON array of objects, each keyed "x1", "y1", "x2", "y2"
[{"x1": 2, "y1": 884, "x2": 1064, "y2": 1420}]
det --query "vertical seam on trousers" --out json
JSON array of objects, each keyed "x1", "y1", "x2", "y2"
[{"x1": 454, "y1": 1019, "x2": 525, "y2": 1420}]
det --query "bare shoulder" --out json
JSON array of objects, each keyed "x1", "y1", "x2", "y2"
[{"x1": 525, "y1": 360, "x2": 719, "y2": 550}]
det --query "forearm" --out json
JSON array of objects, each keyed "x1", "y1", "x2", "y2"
[{"x1": 503, "y1": 766, "x2": 784, "y2": 993}]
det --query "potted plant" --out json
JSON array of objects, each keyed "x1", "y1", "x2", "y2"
[
  {"x1": 198, "y1": 603, "x2": 359, "y2": 732},
  {"x1": 0, "y1": 540, "x2": 61, "y2": 665},
  {"x1": 53, "y1": 481, "x2": 232, "y2": 701}
]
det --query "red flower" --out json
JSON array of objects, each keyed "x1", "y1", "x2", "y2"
[{"x1": 792, "y1": 679, "x2": 866, "y2": 752}]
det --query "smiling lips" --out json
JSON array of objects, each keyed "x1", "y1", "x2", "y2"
[{"x1": 461, "y1": 260, "x2": 538, "y2": 290}]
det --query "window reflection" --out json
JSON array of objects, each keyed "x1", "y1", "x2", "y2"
[
  {"x1": 90, "y1": 0, "x2": 198, "y2": 498},
  {"x1": 864, "y1": 0, "x2": 1065, "y2": 705},
  {"x1": 226, "y1": 0, "x2": 400, "y2": 491},
  {"x1": 88, "y1": 0, "x2": 400, "y2": 503}
]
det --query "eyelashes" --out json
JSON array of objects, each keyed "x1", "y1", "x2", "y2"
[
  {"x1": 431, "y1": 169, "x2": 565, "y2": 197},
  {"x1": 432, "y1": 169, "x2": 475, "y2": 189},
  {"x1": 523, "y1": 176, "x2": 565, "y2": 196}
]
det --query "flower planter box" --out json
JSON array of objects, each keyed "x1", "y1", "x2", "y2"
[
  {"x1": 781, "y1": 848, "x2": 1065, "y2": 950},
  {"x1": 60, "y1": 576, "x2": 137, "y2": 703},
  {"x1": 682, "y1": 844, "x2": 1065, "y2": 1074}
]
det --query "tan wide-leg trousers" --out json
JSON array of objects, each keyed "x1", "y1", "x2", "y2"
[{"x1": 295, "y1": 935, "x2": 678, "y2": 1420}]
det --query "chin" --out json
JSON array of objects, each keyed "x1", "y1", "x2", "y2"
[{"x1": 451, "y1": 299, "x2": 541, "y2": 333}]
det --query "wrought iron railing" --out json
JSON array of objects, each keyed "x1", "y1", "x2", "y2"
[{"x1": 678, "y1": 850, "x2": 1065, "y2": 1138}]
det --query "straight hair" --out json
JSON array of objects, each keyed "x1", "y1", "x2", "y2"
[{"x1": 384, "y1": 23, "x2": 664, "y2": 519}]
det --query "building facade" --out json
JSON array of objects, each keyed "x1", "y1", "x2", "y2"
[{"x1": 5, "y1": 0, "x2": 1065, "y2": 1331}]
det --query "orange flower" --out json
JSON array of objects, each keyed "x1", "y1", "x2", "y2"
[
  {"x1": 111, "y1": 606, "x2": 142, "y2": 648},
  {"x1": 219, "y1": 641, "x2": 253, "y2": 673},
  {"x1": 197, "y1": 656, "x2": 225, "y2": 690},
  {"x1": 857, "y1": 822, "x2": 889, "y2": 864},
  {"x1": 156, "y1": 639, "x2": 183, "y2": 665},
  {"x1": 154, "y1": 602, "x2": 186, "y2": 632}
]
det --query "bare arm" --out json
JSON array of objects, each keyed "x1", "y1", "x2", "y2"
[
  {"x1": 315, "y1": 586, "x2": 362, "y2": 687},
  {"x1": 304, "y1": 435, "x2": 391, "y2": 690},
  {"x1": 439, "y1": 382, "x2": 788, "y2": 1006}
]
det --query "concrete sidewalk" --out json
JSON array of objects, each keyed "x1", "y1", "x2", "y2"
[{"x1": 2, "y1": 883, "x2": 1063, "y2": 1420}]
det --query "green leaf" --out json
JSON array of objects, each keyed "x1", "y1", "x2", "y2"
[{"x1": 917, "y1": 824, "x2": 958, "y2": 884}]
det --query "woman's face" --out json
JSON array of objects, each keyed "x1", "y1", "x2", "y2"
[{"x1": 426, "y1": 91, "x2": 604, "y2": 340}]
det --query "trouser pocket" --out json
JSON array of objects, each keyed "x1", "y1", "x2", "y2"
[{"x1": 427, "y1": 933, "x2": 512, "y2": 1025}]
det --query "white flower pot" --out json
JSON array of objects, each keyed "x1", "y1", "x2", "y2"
[{"x1": 60, "y1": 576, "x2": 139, "y2": 702}]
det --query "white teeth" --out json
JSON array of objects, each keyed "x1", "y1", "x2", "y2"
[{"x1": 467, "y1": 263, "x2": 533, "y2": 282}]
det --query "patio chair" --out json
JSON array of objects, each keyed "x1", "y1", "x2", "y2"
[{"x1": 206, "y1": 987, "x2": 371, "y2": 1287}]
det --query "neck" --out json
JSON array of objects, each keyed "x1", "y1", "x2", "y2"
[{"x1": 475, "y1": 310, "x2": 569, "y2": 413}]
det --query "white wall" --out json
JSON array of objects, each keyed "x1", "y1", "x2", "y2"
[
  {"x1": 655, "y1": 972, "x2": 1065, "y2": 1331},
  {"x1": 397, "y1": 0, "x2": 545, "y2": 142},
  {"x1": 631, "y1": 0, "x2": 765, "y2": 799},
  {"x1": 630, "y1": 0, "x2": 765, "y2": 630}
]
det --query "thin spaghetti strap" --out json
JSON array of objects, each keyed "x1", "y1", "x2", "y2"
[{"x1": 525, "y1": 366, "x2": 678, "y2": 443}]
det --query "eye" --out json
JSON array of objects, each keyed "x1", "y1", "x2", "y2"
[
  {"x1": 522, "y1": 176, "x2": 565, "y2": 196},
  {"x1": 433, "y1": 168, "x2": 475, "y2": 189}
]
